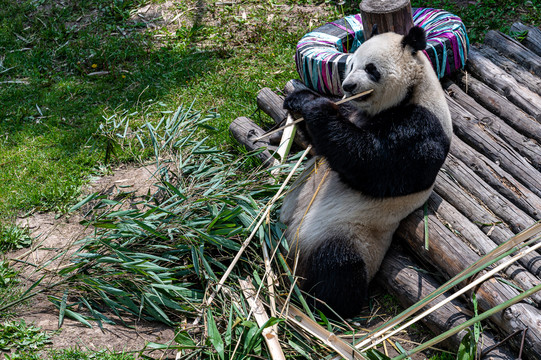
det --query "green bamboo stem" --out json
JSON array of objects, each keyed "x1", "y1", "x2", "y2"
[
  {"x1": 354, "y1": 222, "x2": 541, "y2": 349},
  {"x1": 389, "y1": 283, "x2": 541, "y2": 360},
  {"x1": 360, "y1": 238, "x2": 541, "y2": 352}
]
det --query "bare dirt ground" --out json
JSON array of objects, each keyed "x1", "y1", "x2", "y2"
[{"x1": 8, "y1": 163, "x2": 177, "y2": 359}]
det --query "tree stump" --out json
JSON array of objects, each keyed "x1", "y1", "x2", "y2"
[{"x1": 359, "y1": 0, "x2": 414, "y2": 40}]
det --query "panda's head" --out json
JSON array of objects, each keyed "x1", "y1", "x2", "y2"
[{"x1": 342, "y1": 26, "x2": 428, "y2": 116}]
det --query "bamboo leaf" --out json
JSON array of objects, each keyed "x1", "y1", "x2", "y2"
[
  {"x1": 365, "y1": 349, "x2": 392, "y2": 360},
  {"x1": 456, "y1": 329, "x2": 476, "y2": 360},
  {"x1": 69, "y1": 192, "x2": 99, "y2": 213},
  {"x1": 207, "y1": 309, "x2": 225, "y2": 360},
  {"x1": 58, "y1": 289, "x2": 68, "y2": 328}
]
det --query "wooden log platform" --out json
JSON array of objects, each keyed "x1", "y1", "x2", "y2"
[{"x1": 230, "y1": 23, "x2": 541, "y2": 360}]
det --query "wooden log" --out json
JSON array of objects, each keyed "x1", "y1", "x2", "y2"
[
  {"x1": 484, "y1": 30, "x2": 541, "y2": 78},
  {"x1": 444, "y1": 81, "x2": 541, "y2": 170},
  {"x1": 434, "y1": 173, "x2": 541, "y2": 278},
  {"x1": 449, "y1": 136, "x2": 541, "y2": 221},
  {"x1": 466, "y1": 48, "x2": 541, "y2": 120},
  {"x1": 445, "y1": 95, "x2": 541, "y2": 199},
  {"x1": 479, "y1": 45, "x2": 541, "y2": 96},
  {"x1": 453, "y1": 72, "x2": 541, "y2": 144},
  {"x1": 379, "y1": 248, "x2": 516, "y2": 359},
  {"x1": 359, "y1": 0, "x2": 414, "y2": 39},
  {"x1": 427, "y1": 192, "x2": 541, "y2": 305},
  {"x1": 399, "y1": 210, "x2": 541, "y2": 359},
  {"x1": 510, "y1": 22, "x2": 541, "y2": 57},
  {"x1": 229, "y1": 116, "x2": 278, "y2": 167},
  {"x1": 442, "y1": 154, "x2": 534, "y2": 239},
  {"x1": 256, "y1": 88, "x2": 287, "y2": 125}
]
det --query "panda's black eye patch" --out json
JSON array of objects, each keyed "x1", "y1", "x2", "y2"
[{"x1": 365, "y1": 63, "x2": 381, "y2": 82}]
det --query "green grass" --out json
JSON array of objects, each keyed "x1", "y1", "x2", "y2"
[
  {"x1": 0, "y1": 0, "x2": 340, "y2": 219},
  {"x1": 0, "y1": 224, "x2": 32, "y2": 253},
  {"x1": 0, "y1": 319, "x2": 51, "y2": 354},
  {"x1": 411, "y1": 0, "x2": 541, "y2": 43},
  {"x1": 1, "y1": 0, "x2": 539, "y2": 219}
]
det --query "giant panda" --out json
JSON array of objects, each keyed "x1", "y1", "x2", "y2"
[{"x1": 280, "y1": 26, "x2": 452, "y2": 318}]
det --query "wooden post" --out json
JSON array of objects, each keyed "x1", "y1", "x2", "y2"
[{"x1": 359, "y1": 0, "x2": 414, "y2": 40}]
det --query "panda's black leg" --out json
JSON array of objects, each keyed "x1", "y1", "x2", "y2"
[{"x1": 302, "y1": 237, "x2": 368, "y2": 318}]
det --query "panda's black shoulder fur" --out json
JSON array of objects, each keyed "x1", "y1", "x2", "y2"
[{"x1": 284, "y1": 90, "x2": 450, "y2": 198}]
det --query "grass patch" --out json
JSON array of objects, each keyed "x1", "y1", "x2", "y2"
[
  {"x1": 411, "y1": 0, "x2": 541, "y2": 43},
  {"x1": 0, "y1": 319, "x2": 51, "y2": 354},
  {"x1": 0, "y1": 224, "x2": 32, "y2": 253},
  {"x1": 1, "y1": 0, "x2": 538, "y2": 219},
  {"x1": 0, "y1": 0, "x2": 340, "y2": 219},
  {"x1": 45, "y1": 349, "x2": 135, "y2": 360}
]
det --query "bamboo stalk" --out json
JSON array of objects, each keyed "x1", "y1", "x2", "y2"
[
  {"x1": 239, "y1": 278, "x2": 286, "y2": 360},
  {"x1": 359, "y1": 239, "x2": 541, "y2": 352},
  {"x1": 351, "y1": 222, "x2": 541, "y2": 352},
  {"x1": 253, "y1": 89, "x2": 374, "y2": 142},
  {"x1": 278, "y1": 300, "x2": 366, "y2": 360},
  {"x1": 391, "y1": 282, "x2": 541, "y2": 360}
]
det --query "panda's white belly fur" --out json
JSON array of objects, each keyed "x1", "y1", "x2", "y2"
[{"x1": 280, "y1": 157, "x2": 431, "y2": 281}]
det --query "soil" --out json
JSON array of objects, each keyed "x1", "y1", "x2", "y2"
[{"x1": 6, "y1": 163, "x2": 177, "y2": 359}]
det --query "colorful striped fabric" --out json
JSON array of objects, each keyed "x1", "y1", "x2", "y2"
[{"x1": 295, "y1": 8, "x2": 470, "y2": 96}]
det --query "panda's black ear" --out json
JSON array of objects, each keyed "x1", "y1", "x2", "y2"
[
  {"x1": 401, "y1": 26, "x2": 426, "y2": 54},
  {"x1": 370, "y1": 24, "x2": 379, "y2": 38}
]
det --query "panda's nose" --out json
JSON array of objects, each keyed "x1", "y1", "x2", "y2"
[{"x1": 342, "y1": 82, "x2": 356, "y2": 93}]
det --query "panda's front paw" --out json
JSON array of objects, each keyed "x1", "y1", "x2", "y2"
[{"x1": 283, "y1": 90, "x2": 320, "y2": 113}]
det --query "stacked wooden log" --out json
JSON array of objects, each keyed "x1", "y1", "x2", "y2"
[{"x1": 230, "y1": 24, "x2": 541, "y2": 359}]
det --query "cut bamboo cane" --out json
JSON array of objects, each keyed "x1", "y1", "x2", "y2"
[
  {"x1": 427, "y1": 192, "x2": 541, "y2": 305},
  {"x1": 253, "y1": 89, "x2": 373, "y2": 142},
  {"x1": 256, "y1": 87, "x2": 312, "y2": 151},
  {"x1": 379, "y1": 248, "x2": 515, "y2": 359},
  {"x1": 364, "y1": 241, "x2": 541, "y2": 352},
  {"x1": 398, "y1": 211, "x2": 541, "y2": 358},
  {"x1": 239, "y1": 279, "x2": 286, "y2": 360},
  {"x1": 278, "y1": 300, "x2": 365, "y2": 360}
]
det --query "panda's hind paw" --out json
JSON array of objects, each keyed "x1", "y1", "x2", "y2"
[{"x1": 283, "y1": 90, "x2": 320, "y2": 113}]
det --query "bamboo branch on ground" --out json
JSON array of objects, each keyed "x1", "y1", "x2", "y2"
[{"x1": 239, "y1": 278, "x2": 286, "y2": 360}]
